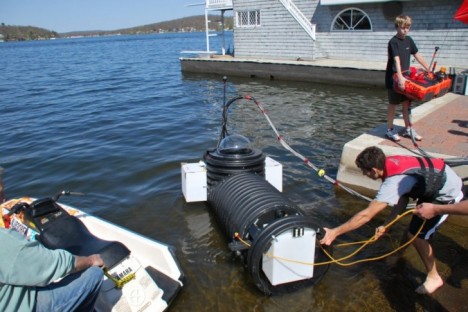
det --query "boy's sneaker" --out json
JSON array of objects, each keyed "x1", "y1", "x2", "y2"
[
  {"x1": 401, "y1": 128, "x2": 422, "y2": 141},
  {"x1": 386, "y1": 128, "x2": 401, "y2": 142}
]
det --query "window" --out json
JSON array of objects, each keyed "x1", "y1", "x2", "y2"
[
  {"x1": 331, "y1": 8, "x2": 372, "y2": 31},
  {"x1": 236, "y1": 10, "x2": 261, "y2": 27}
]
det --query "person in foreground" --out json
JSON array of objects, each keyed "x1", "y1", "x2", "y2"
[
  {"x1": 320, "y1": 146, "x2": 463, "y2": 295},
  {"x1": 414, "y1": 200, "x2": 468, "y2": 219},
  {"x1": 385, "y1": 15, "x2": 430, "y2": 142},
  {"x1": 0, "y1": 215, "x2": 104, "y2": 312}
]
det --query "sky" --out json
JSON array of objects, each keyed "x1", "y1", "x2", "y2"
[{"x1": 0, "y1": 0, "x2": 209, "y2": 33}]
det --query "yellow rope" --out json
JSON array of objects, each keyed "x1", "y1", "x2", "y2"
[
  {"x1": 234, "y1": 232, "x2": 251, "y2": 247},
  {"x1": 261, "y1": 209, "x2": 425, "y2": 267},
  {"x1": 335, "y1": 209, "x2": 413, "y2": 248}
]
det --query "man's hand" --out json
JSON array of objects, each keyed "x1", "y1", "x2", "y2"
[
  {"x1": 74, "y1": 254, "x2": 105, "y2": 272},
  {"x1": 320, "y1": 227, "x2": 337, "y2": 246},
  {"x1": 88, "y1": 254, "x2": 105, "y2": 267},
  {"x1": 374, "y1": 226, "x2": 386, "y2": 240},
  {"x1": 319, "y1": 201, "x2": 388, "y2": 246},
  {"x1": 414, "y1": 203, "x2": 438, "y2": 219},
  {"x1": 397, "y1": 76, "x2": 406, "y2": 91}
]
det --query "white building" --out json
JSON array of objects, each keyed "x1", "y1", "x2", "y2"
[{"x1": 205, "y1": 0, "x2": 468, "y2": 67}]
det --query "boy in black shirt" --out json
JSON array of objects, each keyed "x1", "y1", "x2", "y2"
[{"x1": 385, "y1": 15, "x2": 430, "y2": 142}]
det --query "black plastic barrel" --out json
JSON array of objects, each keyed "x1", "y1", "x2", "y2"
[
  {"x1": 203, "y1": 147, "x2": 265, "y2": 188},
  {"x1": 207, "y1": 172, "x2": 331, "y2": 295},
  {"x1": 203, "y1": 94, "x2": 331, "y2": 294},
  {"x1": 208, "y1": 173, "x2": 301, "y2": 239}
]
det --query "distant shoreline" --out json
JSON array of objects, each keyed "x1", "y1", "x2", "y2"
[{"x1": 0, "y1": 15, "x2": 233, "y2": 42}]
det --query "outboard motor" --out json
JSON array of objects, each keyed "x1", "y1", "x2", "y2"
[{"x1": 181, "y1": 95, "x2": 330, "y2": 295}]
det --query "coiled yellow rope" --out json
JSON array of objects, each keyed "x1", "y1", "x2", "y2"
[
  {"x1": 315, "y1": 209, "x2": 424, "y2": 267},
  {"x1": 237, "y1": 209, "x2": 424, "y2": 267}
]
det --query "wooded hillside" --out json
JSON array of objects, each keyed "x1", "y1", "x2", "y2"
[
  {"x1": 118, "y1": 15, "x2": 233, "y2": 34},
  {"x1": 0, "y1": 24, "x2": 58, "y2": 41},
  {"x1": 0, "y1": 15, "x2": 233, "y2": 41}
]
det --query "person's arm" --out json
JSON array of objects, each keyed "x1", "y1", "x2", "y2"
[
  {"x1": 393, "y1": 55, "x2": 407, "y2": 91},
  {"x1": 414, "y1": 201, "x2": 468, "y2": 219},
  {"x1": 382, "y1": 195, "x2": 409, "y2": 227},
  {"x1": 73, "y1": 254, "x2": 104, "y2": 272},
  {"x1": 413, "y1": 52, "x2": 430, "y2": 72},
  {"x1": 320, "y1": 200, "x2": 388, "y2": 246},
  {"x1": 394, "y1": 55, "x2": 404, "y2": 77}
]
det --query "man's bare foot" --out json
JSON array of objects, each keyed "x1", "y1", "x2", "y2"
[{"x1": 415, "y1": 276, "x2": 444, "y2": 294}]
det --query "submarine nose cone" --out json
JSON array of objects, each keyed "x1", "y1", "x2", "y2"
[{"x1": 218, "y1": 134, "x2": 252, "y2": 155}]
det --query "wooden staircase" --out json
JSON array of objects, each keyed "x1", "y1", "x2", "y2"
[{"x1": 278, "y1": 0, "x2": 316, "y2": 40}]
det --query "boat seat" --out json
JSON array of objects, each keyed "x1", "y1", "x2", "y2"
[{"x1": 27, "y1": 198, "x2": 130, "y2": 269}]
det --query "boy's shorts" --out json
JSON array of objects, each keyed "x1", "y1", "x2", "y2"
[
  {"x1": 388, "y1": 88, "x2": 410, "y2": 105},
  {"x1": 408, "y1": 214, "x2": 448, "y2": 239}
]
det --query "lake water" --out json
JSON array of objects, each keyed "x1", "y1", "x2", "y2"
[{"x1": 1, "y1": 32, "x2": 466, "y2": 311}]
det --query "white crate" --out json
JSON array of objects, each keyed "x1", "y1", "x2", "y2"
[
  {"x1": 265, "y1": 156, "x2": 283, "y2": 192},
  {"x1": 181, "y1": 162, "x2": 207, "y2": 202},
  {"x1": 262, "y1": 228, "x2": 316, "y2": 285}
]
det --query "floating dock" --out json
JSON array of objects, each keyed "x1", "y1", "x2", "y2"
[
  {"x1": 180, "y1": 55, "x2": 468, "y2": 88},
  {"x1": 180, "y1": 56, "x2": 387, "y2": 87}
]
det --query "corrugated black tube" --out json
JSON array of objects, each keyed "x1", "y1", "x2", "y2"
[
  {"x1": 208, "y1": 173, "x2": 302, "y2": 239},
  {"x1": 203, "y1": 148, "x2": 265, "y2": 188}
]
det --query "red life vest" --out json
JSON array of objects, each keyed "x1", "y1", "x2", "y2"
[{"x1": 384, "y1": 155, "x2": 446, "y2": 201}]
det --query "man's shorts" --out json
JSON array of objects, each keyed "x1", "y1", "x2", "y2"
[
  {"x1": 388, "y1": 88, "x2": 410, "y2": 105},
  {"x1": 408, "y1": 214, "x2": 448, "y2": 239}
]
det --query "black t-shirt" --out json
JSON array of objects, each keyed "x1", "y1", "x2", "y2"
[{"x1": 385, "y1": 35, "x2": 418, "y2": 89}]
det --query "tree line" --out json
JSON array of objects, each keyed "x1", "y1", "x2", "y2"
[
  {"x1": 0, "y1": 23, "x2": 59, "y2": 41},
  {"x1": 0, "y1": 15, "x2": 233, "y2": 41}
]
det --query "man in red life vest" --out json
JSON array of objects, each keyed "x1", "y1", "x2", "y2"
[{"x1": 320, "y1": 146, "x2": 463, "y2": 295}]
